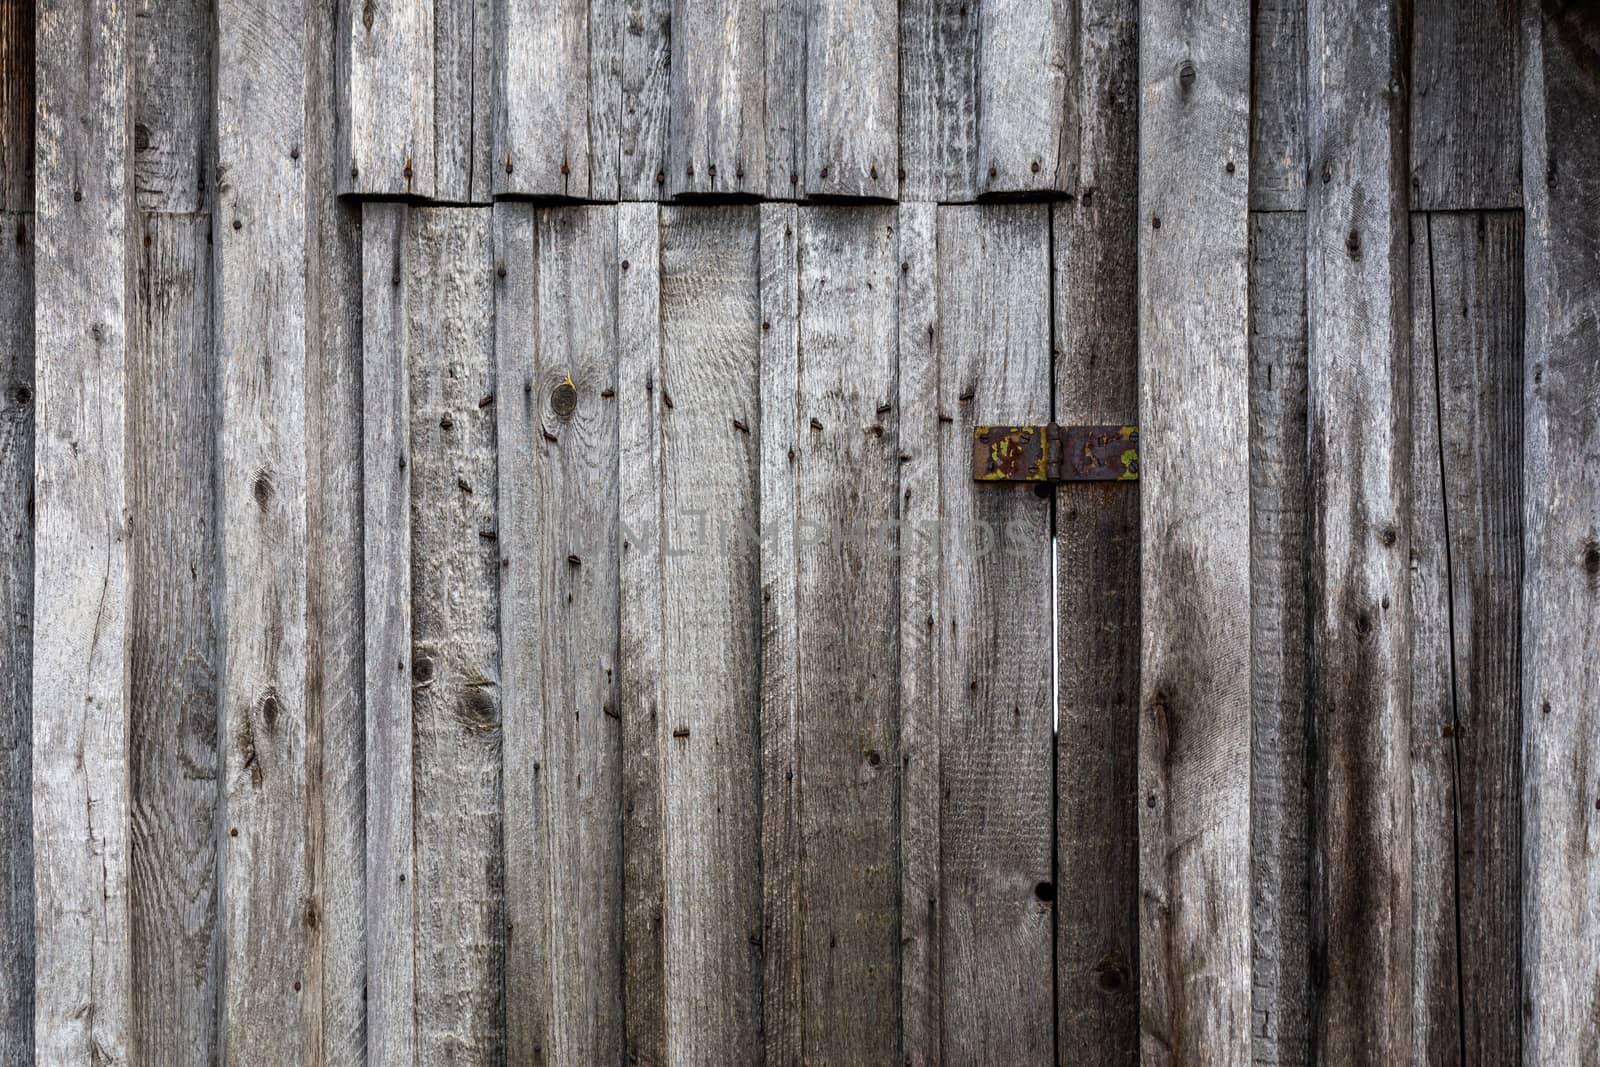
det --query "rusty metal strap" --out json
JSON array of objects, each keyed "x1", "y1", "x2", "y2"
[{"x1": 972, "y1": 423, "x2": 1139, "y2": 483}]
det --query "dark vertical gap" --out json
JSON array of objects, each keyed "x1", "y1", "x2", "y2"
[
  {"x1": 1045, "y1": 201, "x2": 1061, "y2": 1067},
  {"x1": 1424, "y1": 210, "x2": 1469, "y2": 1067}
]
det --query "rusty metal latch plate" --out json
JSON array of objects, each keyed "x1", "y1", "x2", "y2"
[{"x1": 973, "y1": 424, "x2": 1139, "y2": 483}]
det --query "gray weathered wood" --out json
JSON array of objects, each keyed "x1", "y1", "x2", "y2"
[
  {"x1": 666, "y1": 1, "x2": 766, "y2": 197},
  {"x1": 763, "y1": 0, "x2": 804, "y2": 198},
  {"x1": 1521, "y1": 6, "x2": 1600, "y2": 1063},
  {"x1": 0, "y1": 2, "x2": 33, "y2": 213},
  {"x1": 494, "y1": 0, "x2": 607, "y2": 198},
  {"x1": 133, "y1": 0, "x2": 211, "y2": 212},
  {"x1": 339, "y1": 0, "x2": 433, "y2": 196},
  {"x1": 899, "y1": 0, "x2": 977, "y2": 201},
  {"x1": 0, "y1": 209, "x2": 32, "y2": 1064},
  {"x1": 1248, "y1": 211, "x2": 1311, "y2": 1067},
  {"x1": 977, "y1": 0, "x2": 1075, "y2": 196},
  {"x1": 1305, "y1": 0, "x2": 1413, "y2": 1060},
  {"x1": 936, "y1": 204, "x2": 1054, "y2": 1064},
  {"x1": 618, "y1": 201, "x2": 666, "y2": 1065},
  {"x1": 1410, "y1": 0, "x2": 1522, "y2": 211},
  {"x1": 217, "y1": 0, "x2": 311, "y2": 1056},
  {"x1": 129, "y1": 213, "x2": 220, "y2": 1067},
  {"x1": 895, "y1": 201, "x2": 939, "y2": 1067},
  {"x1": 435, "y1": 0, "x2": 494, "y2": 201},
  {"x1": 804, "y1": 0, "x2": 898, "y2": 198},
  {"x1": 360, "y1": 202, "x2": 417, "y2": 1067},
  {"x1": 32, "y1": 0, "x2": 134, "y2": 1060},
  {"x1": 620, "y1": 0, "x2": 672, "y2": 199},
  {"x1": 1137, "y1": 0, "x2": 1253, "y2": 1061},
  {"x1": 1053, "y1": 0, "x2": 1140, "y2": 1053},
  {"x1": 1250, "y1": 0, "x2": 1306, "y2": 211},
  {"x1": 408, "y1": 207, "x2": 504, "y2": 1064}
]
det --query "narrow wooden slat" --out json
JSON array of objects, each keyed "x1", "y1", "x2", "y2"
[
  {"x1": 618, "y1": 201, "x2": 665, "y2": 1065},
  {"x1": 217, "y1": 0, "x2": 311, "y2": 1056},
  {"x1": 1521, "y1": 6, "x2": 1600, "y2": 1062},
  {"x1": 1305, "y1": 0, "x2": 1413, "y2": 1060},
  {"x1": 977, "y1": 0, "x2": 1076, "y2": 196},
  {"x1": 898, "y1": 0, "x2": 977, "y2": 201},
  {"x1": 435, "y1": 0, "x2": 493, "y2": 201},
  {"x1": 1248, "y1": 211, "x2": 1311, "y2": 1066},
  {"x1": 494, "y1": 0, "x2": 603, "y2": 198},
  {"x1": 763, "y1": 1, "x2": 804, "y2": 198},
  {"x1": 619, "y1": 0, "x2": 672, "y2": 199},
  {"x1": 1410, "y1": 0, "x2": 1522, "y2": 211},
  {"x1": 32, "y1": 0, "x2": 134, "y2": 1060},
  {"x1": 0, "y1": 2, "x2": 33, "y2": 212},
  {"x1": 936, "y1": 204, "x2": 1054, "y2": 1064},
  {"x1": 1250, "y1": 0, "x2": 1306, "y2": 211},
  {"x1": 656, "y1": 205, "x2": 763, "y2": 1060},
  {"x1": 340, "y1": 0, "x2": 433, "y2": 196},
  {"x1": 895, "y1": 202, "x2": 939, "y2": 1067},
  {"x1": 805, "y1": 0, "x2": 898, "y2": 198},
  {"x1": 0, "y1": 209, "x2": 33, "y2": 1064},
  {"x1": 1137, "y1": 0, "x2": 1252, "y2": 1059},
  {"x1": 129, "y1": 213, "x2": 219, "y2": 1067},
  {"x1": 408, "y1": 207, "x2": 503, "y2": 1064},
  {"x1": 1053, "y1": 0, "x2": 1139, "y2": 1053},
  {"x1": 666, "y1": 1, "x2": 766, "y2": 197},
  {"x1": 360, "y1": 203, "x2": 416, "y2": 1067},
  {"x1": 133, "y1": 0, "x2": 211, "y2": 212}
]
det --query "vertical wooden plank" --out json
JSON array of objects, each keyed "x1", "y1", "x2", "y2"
[
  {"x1": 0, "y1": 217, "x2": 32, "y2": 1065},
  {"x1": 898, "y1": 0, "x2": 977, "y2": 201},
  {"x1": 620, "y1": 0, "x2": 672, "y2": 199},
  {"x1": 216, "y1": 0, "x2": 310, "y2": 1056},
  {"x1": 0, "y1": 1, "x2": 32, "y2": 212},
  {"x1": 435, "y1": 0, "x2": 494, "y2": 201},
  {"x1": 408, "y1": 207, "x2": 503, "y2": 1065},
  {"x1": 1521, "y1": 6, "x2": 1600, "y2": 1063},
  {"x1": 1248, "y1": 212, "x2": 1311, "y2": 1067},
  {"x1": 360, "y1": 203, "x2": 416, "y2": 1067},
  {"x1": 804, "y1": 0, "x2": 898, "y2": 198},
  {"x1": 1410, "y1": 0, "x2": 1522, "y2": 211},
  {"x1": 133, "y1": 0, "x2": 211, "y2": 212},
  {"x1": 666, "y1": 1, "x2": 766, "y2": 197},
  {"x1": 129, "y1": 215, "x2": 219, "y2": 1067},
  {"x1": 895, "y1": 202, "x2": 940, "y2": 1067},
  {"x1": 1305, "y1": 0, "x2": 1413, "y2": 1060},
  {"x1": 339, "y1": 0, "x2": 433, "y2": 196},
  {"x1": 763, "y1": 0, "x2": 805, "y2": 199},
  {"x1": 494, "y1": 0, "x2": 601, "y2": 198},
  {"x1": 1137, "y1": 0, "x2": 1252, "y2": 1061},
  {"x1": 31, "y1": 0, "x2": 134, "y2": 1060},
  {"x1": 656, "y1": 204, "x2": 763, "y2": 1061},
  {"x1": 936, "y1": 204, "x2": 1054, "y2": 1064},
  {"x1": 757, "y1": 201, "x2": 802, "y2": 1067},
  {"x1": 1250, "y1": 0, "x2": 1307, "y2": 211},
  {"x1": 1054, "y1": 0, "x2": 1140, "y2": 1055},
  {"x1": 618, "y1": 201, "x2": 665, "y2": 1066},
  {"x1": 976, "y1": 0, "x2": 1076, "y2": 196}
]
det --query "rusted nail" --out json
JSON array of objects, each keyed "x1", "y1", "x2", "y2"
[
  {"x1": 541, "y1": 428, "x2": 558, "y2": 442},
  {"x1": 662, "y1": 389, "x2": 674, "y2": 410},
  {"x1": 478, "y1": 393, "x2": 494, "y2": 408},
  {"x1": 733, "y1": 417, "x2": 749, "y2": 434},
  {"x1": 876, "y1": 402, "x2": 892, "y2": 414},
  {"x1": 672, "y1": 727, "x2": 690, "y2": 739},
  {"x1": 458, "y1": 478, "x2": 472, "y2": 493},
  {"x1": 958, "y1": 387, "x2": 975, "y2": 402},
  {"x1": 810, "y1": 417, "x2": 823, "y2": 431},
  {"x1": 600, "y1": 387, "x2": 615, "y2": 399},
  {"x1": 1031, "y1": 160, "x2": 1040, "y2": 174},
  {"x1": 567, "y1": 554, "x2": 582, "y2": 566}
]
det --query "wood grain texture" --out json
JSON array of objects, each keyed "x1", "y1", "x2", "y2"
[
  {"x1": 0, "y1": 210, "x2": 32, "y2": 1064},
  {"x1": 494, "y1": 0, "x2": 607, "y2": 198},
  {"x1": 1250, "y1": 0, "x2": 1306, "y2": 210},
  {"x1": 32, "y1": 0, "x2": 134, "y2": 1060},
  {"x1": 804, "y1": 0, "x2": 898, "y2": 198},
  {"x1": 618, "y1": 201, "x2": 665, "y2": 1066},
  {"x1": 340, "y1": 0, "x2": 434, "y2": 196},
  {"x1": 0, "y1": 2, "x2": 33, "y2": 212},
  {"x1": 1137, "y1": 0, "x2": 1252, "y2": 1062},
  {"x1": 977, "y1": 0, "x2": 1076, "y2": 196},
  {"x1": 1053, "y1": 0, "x2": 1140, "y2": 1054},
  {"x1": 133, "y1": 0, "x2": 211, "y2": 212},
  {"x1": 1410, "y1": 0, "x2": 1522, "y2": 210},
  {"x1": 408, "y1": 207, "x2": 504, "y2": 1065},
  {"x1": 620, "y1": 0, "x2": 672, "y2": 199},
  {"x1": 1520, "y1": 6, "x2": 1600, "y2": 1060},
  {"x1": 1248, "y1": 211, "x2": 1311, "y2": 1067},
  {"x1": 763, "y1": 0, "x2": 804, "y2": 199},
  {"x1": 899, "y1": 0, "x2": 977, "y2": 201},
  {"x1": 217, "y1": 0, "x2": 311, "y2": 1056},
  {"x1": 936, "y1": 204, "x2": 1054, "y2": 1064},
  {"x1": 894, "y1": 202, "x2": 939, "y2": 1067},
  {"x1": 435, "y1": 0, "x2": 493, "y2": 201},
  {"x1": 666, "y1": 1, "x2": 767, "y2": 196},
  {"x1": 129, "y1": 214, "x2": 219, "y2": 1067},
  {"x1": 1306, "y1": 0, "x2": 1414, "y2": 1061},
  {"x1": 360, "y1": 203, "x2": 417, "y2": 1067}
]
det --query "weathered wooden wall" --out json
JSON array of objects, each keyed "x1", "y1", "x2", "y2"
[{"x1": 1, "y1": 1, "x2": 1595, "y2": 1065}]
